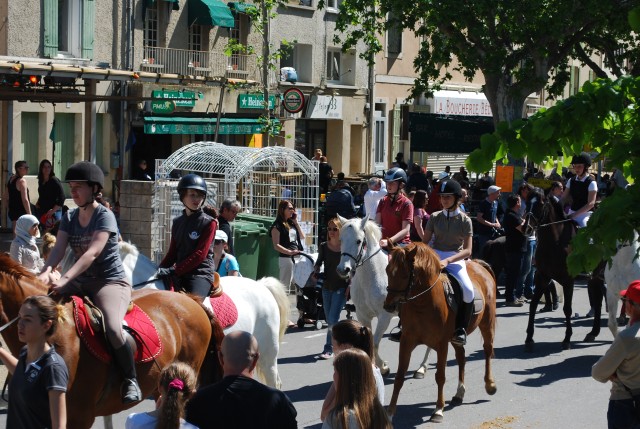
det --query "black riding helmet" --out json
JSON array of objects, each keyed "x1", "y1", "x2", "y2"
[
  {"x1": 384, "y1": 167, "x2": 407, "y2": 184},
  {"x1": 177, "y1": 174, "x2": 207, "y2": 206},
  {"x1": 571, "y1": 152, "x2": 592, "y2": 167},
  {"x1": 438, "y1": 179, "x2": 463, "y2": 198},
  {"x1": 64, "y1": 161, "x2": 105, "y2": 190}
]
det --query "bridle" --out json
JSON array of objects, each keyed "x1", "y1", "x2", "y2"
[
  {"x1": 386, "y1": 257, "x2": 440, "y2": 303},
  {"x1": 340, "y1": 236, "x2": 382, "y2": 276}
]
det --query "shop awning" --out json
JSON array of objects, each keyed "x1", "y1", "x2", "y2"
[
  {"x1": 409, "y1": 113, "x2": 494, "y2": 154},
  {"x1": 188, "y1": 0, "x2": 235, "y2": 27},
  {"x1": 143, "y1": 116, "x2": 280, "y2": 135},
  {"x1": 227, "y1": 2, "x2": 257, "y2": 13}
]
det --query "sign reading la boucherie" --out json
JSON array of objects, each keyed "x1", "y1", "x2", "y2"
[
  {"x1": 238, "y1": 94, "x2": 276, "y2": 110},
  {"x1": 152, "y1": 90, "x2": 196, "y2": 107}
]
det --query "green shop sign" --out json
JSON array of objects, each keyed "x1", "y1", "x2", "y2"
[
  {"x1": 150, "y1": 100, "x2": 176, "y2": 114},
  {"x1": 238, "y1": 94, "x2": 276, "y2": 110},
  {"x1": 143, "y1": 117, "x2": 280, "y2": 135},
  {"x1": 151, "y1": 90, "x2": 196, "y2": 107}
]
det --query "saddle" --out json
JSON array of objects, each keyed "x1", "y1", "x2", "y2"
[
  {"x1": 202, "y1": 292, "x2": 238, "y2": 329},
  {"x1": 442, "y1": 273, "x2": 484, "y2": 315},
  {"x1": 72, "y1": 296, "x2": 163, "y2": 364}
]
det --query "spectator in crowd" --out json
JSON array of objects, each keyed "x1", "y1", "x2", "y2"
[
  {"x1": 321, "y1": 348, "x2": 391, "y2": 429},
  {"x1": 314, "y1": 218, "x2": 349, "y2": 360},
  {"x1": 477, "y1": 172, "x2": 494, "y2": 190},
  {"x1": 426, "y1": 171, "x2": 449, "y2": 214},
  {"x1": 475, "y1": 185, "x2": 502, "y2": 257},
  {"x1": 213, "y1": 230, "x2": 240, "y2": 277},
  {"x1": 126, "y1": 362, "x2": 198, "y2": 429},
  {"x1": 321, "y1": 320, "x2": 385, "y2": 422},
  {"x1": 459, "y1": 188, "x2": 469, "y2": 213},
  {"x1": 186, "y1": 331, "x2": 297, "y2": 429},
  {"x1": 133, "y1": 159, "x2": 153, "y2": 181},
  {"x1": 319, "y1": 156, "x2": 334, "y2": 194},
  {"x1": 592, "y1": 280, "x2": 640, "y2": 429},
  {"x1": 271, "y1": 200, "x2": 304, "y2": 297},
  {"x1": 393, "y1": 152, "x2": 408, "y2": 171},
  {"x1": 325, "y1": 181, "x2": 356, "y2": 221},
  {"x1": 334, "y1": 173, "x2": 355, "y2": 195},
  {"x1": 10, "y1": 214, "x2": 44, "y2": 274},
  {"x1": 363, "y1": 178, "x2": 387, "y2": 218},
  {"x1": 611, "y1": 167, "x2": 629, "y2": 190},
  {"x1": 452, "y1": 166, "x2": 467, "y2": 182},
  {"x1": 410, "y1": 190, "x2": 430, "y2": 243},
  {"x1": 218, "y1": 199, "x2": 241, "y2": 254},
  {"x1": 35, "y1": 159, "x2": 65, "y2": 232},
  {"x1": 406, "y1": 163, "x2": 431, "y2": 194},
  {"x1": 5, "y1": 160, "x2": 33, "y2": 235},
  {"x1": 156, "y1": 174, "x2": 217, "y2": 299},
  {"x1": 375, "y1": 167, "x2": 413, "y2": 249},
  {"x1": 0, "y1": 296, "x2": 69, "y2": 429},
  {"x1": 503, "y1": 194, "x2": 528, "y2": 306},
  {"x1": 517, "y1": 182, "x2": 534, "y2": 217},
  {"x1": 549, "y1": 181, "x2": 564, "y2": 202},
  {"x1": 313, "y1": 149, "x2": 323, "y2": 161}
]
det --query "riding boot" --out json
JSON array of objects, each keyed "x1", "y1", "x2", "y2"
[
  {"x1": 451, "y1": 301, "x2": 474, "y2": 346},
  {"x1": 389, "y1": 304, "x2": 402, "y2": 342},
  {"x1": 113, "y1": 342, "x2": 142, "y2": 404}
]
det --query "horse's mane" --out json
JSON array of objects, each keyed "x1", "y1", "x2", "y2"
[
  {"x1": 362, "y1": 219, "x2": 382, "y2": 245},
  {"x1": 388, "y1": 243, "x2": 440, "y2": 283},
  {"x1": 119, "y1": 241, "x2": 140, "y2": 257}
]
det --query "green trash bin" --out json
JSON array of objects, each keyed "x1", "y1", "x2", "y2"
[
  {"x1": 236, "y1": 214, "x2": 280, "y2": 280},
  {"x1": 231, "y1": 220, "x2": 267, "y2": 280}
]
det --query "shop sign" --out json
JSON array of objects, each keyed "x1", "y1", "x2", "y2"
[
  {"x1": 151, "y1": 90, "x2": 196, "y2": 107},
  {"x1": 306, "y1": 95, "x2": 342, "y2": 119},
  {"x1": 144, "y1": 121, "x2": 269, "y2": 135},
  {"x1": 238, "y1": 94, "x2": 276, "y2": 110},
  {"x1": 150, "y1": 100, "x2": 175, "y2": 114},
  {"x1": 283, "y1": 88, "x2": 305, "y2": 113}
]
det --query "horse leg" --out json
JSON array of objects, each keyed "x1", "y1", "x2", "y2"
[
  {"x1": 386, "y1": 339, "x2": 417, "y2": 418},
  {"x1": 104, "y1": 415, "x2": 114, "y2": 429},
  {"x1": 430, "y1": 345, "x2": 449, "y2": 423},
  {"x1": 369, "y1": 312, "x2": 392, "y2": 375},
  {"x1": 560, "y1": 275, "x2": 574, "y2": 350},
  {"x1": 412, "y1": 347, "x2": 432, "y2": 380},
  {"x1": 479, "y1": 313, "x2": 497, "y2": 396},
  {"x1": 451, "y1": 345, "x2": 466, "y2": 405},
  {"x1": 608, "y1": 289, "x2": 621, "y2": 338},
  {"x1": 585, "y1": 274, "x2": 604, "y2": 341},
  {"x1": 525, "y1": 271, "x2": 547, "y2": 352}
]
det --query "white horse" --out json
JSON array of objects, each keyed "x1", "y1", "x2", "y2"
[
  {"x1": 60, "y1": 242, "x2": 289, "y2": 388},
  {"x1": 604, "y1": 233, "x2": 640, "y2": 338},
  {"x1": 336, "y1": 216, "x2": 432, "y2": 377}
]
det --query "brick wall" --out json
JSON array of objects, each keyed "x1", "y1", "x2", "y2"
[{"x1": 119, "y1": 180, "x2": 154, "y2": 258}]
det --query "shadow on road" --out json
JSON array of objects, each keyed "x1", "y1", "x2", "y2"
[{"x1": 512, "y1": 353, "x2": 603, "y2": 387}]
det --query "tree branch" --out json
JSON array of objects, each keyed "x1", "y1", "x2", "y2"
[{"x1": 574, "y1": 44, "x2": 609, "y2": 78}]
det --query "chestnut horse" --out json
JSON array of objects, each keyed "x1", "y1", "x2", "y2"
[
  {"x1": 0, "y1": 254, "x2": 220, "y2": 428},
  {"x1": 383, "y1": 242, "x2": 497, "y2": 423}
]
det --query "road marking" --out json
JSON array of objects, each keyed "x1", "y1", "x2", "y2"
[{"x1": 304, "y1": 333, "x2": 325, "y2": 339}]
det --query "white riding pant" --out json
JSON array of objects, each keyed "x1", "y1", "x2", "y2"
[
  {"x1": 567, "y1": 209, "x2": 591, "y2": 228},
  {"x1": 434, "y1": 249, "x2": 474, "y2": 303}
]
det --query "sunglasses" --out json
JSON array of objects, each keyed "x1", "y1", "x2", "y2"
[
  {"x1": 327, "y1": 227, "x2": 339, "y2": 232},
  {"x1": 214, "y1": 239, "x2": 225, "y2": 245}
]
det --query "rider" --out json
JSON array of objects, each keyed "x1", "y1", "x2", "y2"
[
  {"x1": 38, "y1": 161, "x2": 141, "y2": 404},
  {"x1": 562, "y1": 152, "x2": 597, "y2": 228},
  {"x1": 423, "y1": 179, "x2": 474, "y2": 346},
  {"x1": 157, "y1": 174, "x2": 217, "y2": 298},
  {"x1": 375, "y1": 167, "x2": 413, "y2": 249}
]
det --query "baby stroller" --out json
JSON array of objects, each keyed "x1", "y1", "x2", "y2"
[{"x1": 292, "y1": 253, "x2": 327, "y2": 330}]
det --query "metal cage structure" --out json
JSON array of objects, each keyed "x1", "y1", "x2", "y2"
[{"x1": 152, "y1": 142, "x2": 319, "y2": 262}]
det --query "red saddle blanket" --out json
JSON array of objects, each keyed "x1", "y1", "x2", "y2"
[
  {"x1": 210, "y1": 292, "x2": 238, "y2": 329},
  {"x1": 72, "y1": 296, "x2": 163, "y2": 364}
]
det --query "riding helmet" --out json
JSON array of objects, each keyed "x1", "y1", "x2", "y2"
[
  {"x1": 64, "y1": 161, "x2": 105, "y2": 190},
  {"x1": 571, "y1": 152, "x2": 592, "y2": 167},
  {"x1": 439, "y1": 179, "x2": 463, "y2": 198},
  {"x1": 177, "y1": 174, "x2": 207, "y2": 200},
  {"x1": 384, "y1": 167, "x2": 407, "y2": 184}
]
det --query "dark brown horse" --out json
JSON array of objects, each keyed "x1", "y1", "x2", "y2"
[
  {"x1": 383, "y1": 242, "x2": 497, "y2": 423},
  {"x1": 0, "y1": 254, "x2": 221, "y2": 428},
  {"x1": 525, "y1": 196, "x2": 576, "y2": 351}
]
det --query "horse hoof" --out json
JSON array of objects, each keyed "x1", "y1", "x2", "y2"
[
  {"x1": 584, "y1": 333, "x2": 597, "y2": 342},
  {"x1": 430, "y1": 413, "x2": 444, "y2": 423},
  {"x1": 524, "y1": 341, "x2": 534, "y2": 353},
  {"x1": 486, "y1": 383, "x2": 497, "y2": 395},
  {"x1": 413, "y1": 371, "x2": 425, "y2": 380},
  {"x1": 451, "y1": 396, "x2": 463, "y2": 405},
  {"x1": 380, "y1": 364, "x2": 390, "y2": 376},
  {"x1": 562, "y1": 341, "x2": 571, "y2": 350}
]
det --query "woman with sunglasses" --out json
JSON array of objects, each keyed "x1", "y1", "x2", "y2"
[
  {"x1": 314, "y1": 218, "x2": 349, "y2": 360},
  {"x1": 213, "y1": 230, "x2": 240, "y2": 277},
  {"x1": 270, "y1": 200, "x2": 305, "y2": 295},
  {"x1": 593, "y1": 280, "x2": 640, "y2": 429}
]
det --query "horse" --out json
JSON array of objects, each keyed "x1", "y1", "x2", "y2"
[
  {"x1": 0, "y1": 253, "x2": 218, "y2": 429},
  {"x1": 336, "y1": 216, "x2": 432, "y2": 378},
  {"x1": 383, "y1": 242, "x2": 497, "y2": 422},
  {"x1": 61, "y1": 241, "x2": 290, "y2": 388},
  {"x1": 525, "y1": 195, "x2": 577, "y2": 351}
]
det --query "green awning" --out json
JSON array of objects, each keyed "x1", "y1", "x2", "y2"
[
  {"x1": 144, "y1": 116, "x2": 280, "y2": 135},
  {"x1": 145, "y1": 0, "x2": 180, "y2": 11},
  {"x1": 188, "y1": 0, "x2": 235, "y2": 28},
  {"x1": 228, "y1": 2, "x2": 257, "y2": 13},
  {"x1": 409, "y1": 113, "x2": 494, "y2": 154}
]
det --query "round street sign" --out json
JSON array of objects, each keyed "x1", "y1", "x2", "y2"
[{"x1": 283, "y1": 88, "x2": 305, "y2": 114}]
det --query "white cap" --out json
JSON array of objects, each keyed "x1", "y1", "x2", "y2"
[
  {"x1": 215, "y1": 230, "x2": 228, "y2": 242},
  {"x1": 437, "y1": 171, "x2": 449, "y2": 180},
  {"x1": 487, "y1": 185, "x2": 502, "y2": 195}
]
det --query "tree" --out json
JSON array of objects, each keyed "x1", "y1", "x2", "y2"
[{"x1": 330, "y1": 0, "x2": 640, "y2": 126}]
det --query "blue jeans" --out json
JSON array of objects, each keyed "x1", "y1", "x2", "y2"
[
  {"x1": 322, "y1": 287, "x2": 347, "y2": 353},
  {"x1": 607, "y1": 399, "x2": 640, "y2": 429},
  {"x1": 520, "y1": 239, "x2": 537, "y2": 297}
]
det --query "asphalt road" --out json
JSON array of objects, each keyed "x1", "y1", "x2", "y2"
[{"x1": 0, "y1": 277, "x2": 616, "y2": 428}]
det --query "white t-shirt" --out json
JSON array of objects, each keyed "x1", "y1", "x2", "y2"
[
  {"x1": 364, "y1": 182, "x2": 387, "y2": 218},
  {"x1": 126, "y1": 412, "x2": 198, "y2": 429}
]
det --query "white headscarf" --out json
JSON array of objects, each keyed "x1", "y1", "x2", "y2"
[{"x1": 15, "y1": 214, "x2": 40, "y2": 247}]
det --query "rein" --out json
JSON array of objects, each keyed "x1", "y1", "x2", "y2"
[{"x1": 387, "y1": 258, "x2": 441, "y2": 302}]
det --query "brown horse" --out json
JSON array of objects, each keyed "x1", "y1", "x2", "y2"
[
  {"x1": 383, "y1": 242, "x2": 497, "y2": 423},
  {"x1": 0, "y1": 254, "x2": 220, "y2": 428}
]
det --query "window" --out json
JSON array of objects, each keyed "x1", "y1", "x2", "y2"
[
  {"x1": 326, "y1": 48, "x2": 355, "y2": 85},
  {"x1": 58, "y1": 0, "x2": 82, "y2": 55},
  {"x1": 280, "y1": 43, "x2": 312, "y2": 83},
  {"x1": 327, "y1": 0, "x2": 342, "y2": 10},
  {"x1": 144, "y1": 4, "x2": 159, "y2": 48},
  {"x1": 326, "y1": 50, "x2": 341, "y2": 82},
  {"x1": 229, "y1": 14, "x2": 249, "y2": 71},
  {"x1": 569, "y1": 65, "x2": 580, "y2": 96},
  {"x1": 189, "y1": 24, "x2": 202, "y2": 52},
  {"x1": 387, "y1": 12, "x2": 402, "y2": 56},
  {"x1": 44, "y1": 0, "x2": 94, "y2": 59}
]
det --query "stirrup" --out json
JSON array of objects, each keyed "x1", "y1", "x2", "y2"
[
  {"x1": 388, "y1": 327, "x2": 402, "y2": 343},
  {"x1": 451, "y1": 328, "x2": 467, "y2": 346},
  {"x1": 121, "y1": 378, "x2": 142, "y2": 404}
]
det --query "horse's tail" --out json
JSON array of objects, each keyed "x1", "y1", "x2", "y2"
[
  {"x1": 259, "y1": 277, "x2": 290, "y2": 343},
  {"x1": 190, "y1": 295, "x2": 224, "y2": 386}
]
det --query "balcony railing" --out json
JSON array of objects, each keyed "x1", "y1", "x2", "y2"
[{"x1": 141, "y1": 46, "x2": 258, "y2": 80}]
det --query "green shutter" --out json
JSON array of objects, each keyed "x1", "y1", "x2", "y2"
[
  {"x1": 392, "y1": 105, "x2": 401, "y2": 158},
  {"x1": 95, "y1": 114, "x2": 104, "y2": 168},
  {"x1": 82, "y1": 0, "x2": 95, "y2": 59},
  {"x1": 43, "y1": 0, "x2": 58, "y2": 58},
  {"x1": 53, "y1": 113, "x2": 76, "y2": 190},
  {"x1": 21, "y1": 113, "x2": 40, "y2": 170},
  {"x1": 569, "y1": 66, "x2": 576, "y2": 96}
]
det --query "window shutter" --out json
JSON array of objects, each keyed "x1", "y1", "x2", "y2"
[
  {"x1": 82, "y1": 0, "x2": 95, "y2": 59},
  {"x1": 392, "y1": 105, "x2": 401, "y2": 157},
  {"x1": 43, "y1": 0, "x2": 58, "y2": 58}
]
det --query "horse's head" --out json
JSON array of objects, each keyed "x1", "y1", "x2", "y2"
[
  {"x1": 526, "y1": 187, "x2": 546, "y2": 228},
  {"x1": 383, "y1": 243, "x2": 418, "y2": 312},
  {"x1": 0, "y1": 254, "x2": 49, "y2": 323},
  {"x1": 336, "y1": 215, "x2": 372, "y2": 279}
]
